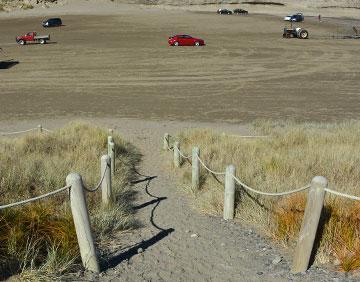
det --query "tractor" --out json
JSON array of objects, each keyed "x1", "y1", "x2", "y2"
[{"x1": 283, "y1": 22, "x2": 309, "y2": 39}]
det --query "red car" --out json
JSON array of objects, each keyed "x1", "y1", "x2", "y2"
[{"x1": 168, "y1": 34, "x2": 205, "y2": 46}]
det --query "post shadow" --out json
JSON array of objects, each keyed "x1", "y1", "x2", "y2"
[
  {"x1": 105, "y1": 228, "x2": 174, "y2": 269},
  {"x1": 308, "y1": 205, "x2": 332, "y2": 266},
  {"x1": 20, "y1": 42, "x2": 58, "y2": 46},
  {"x1": 104, "y1": 174, "x2": 174, "y2": 270},
  {"x1": 133, "y1": 197, "x2": 167, "y2": 210}
]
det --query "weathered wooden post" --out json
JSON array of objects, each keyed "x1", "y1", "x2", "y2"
[
  {"x1": 66, "y1": 173, "x2": 100, "y2": 273},
  {"x1": 163, "y1": 133, "x2": 170, "y2": 151},
  {"x1": 224, "y1": 165, "x2": 236, "y2": 220},
  {"x1": 38, "y1": 124, "x2": 43, "y2": 133},
  {"x1": 101, "y1": 155, "x2": 112, "y2": 205},
  {"x1": 173, "y1": 141, "x2": 181, "y2": 168},
  {"x1": 107, "y1": 136, "x2": 113, "y2": 156},
  {"x1": 291, "y1": 176, "x2": 327, "y2": 273},
  {"x1": 108, "y1": 128, "x2": 114, "y2": 136},
  {"x1": 192, "y1": 147, "x2": 200, "y2": 190},
  {"x1": 109, "y1": 141, "x2": 115, "y2": 176}
]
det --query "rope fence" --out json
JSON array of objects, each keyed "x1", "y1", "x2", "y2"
[
  {"x1": 42, "y1": 128, "x2": 54, "y2": 133},
  {"x1": 0, "y1": 127, "x2": 118, "y2": 273},
  {"x1": 225, "y1": 134, "x2": 269, "y2": 138},
  {"x1": 0, "y1": 185, "x2": 71, "y2": 210},
  {"x1": 197, "y1": 155, "x2": 225, "y2": 176},
  {"x1": 83, "y1": 162, "x2": 109, "y2": 193},
  {"x1": 163, "y1": 132, "x2": 360, "y2": 274},
  {"x1": 176, "y1": 146, "x2": 192, "y2": 159},
  {"x1": 324, "y1": 187, "x2": 360, "y2": 201},
  {"x1": 231, "y1": 174, "x2": 310, "y2": 196},
  {"x1": 0, "y1": 128, "x2": 37, "y2": 136},
  {"x1": 0, "y1": 124, "x2": 53, "y2": 136}
]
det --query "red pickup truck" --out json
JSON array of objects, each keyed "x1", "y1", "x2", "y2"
[{"x1": 16, "y1": 31, "x2": 50, "y2": 45}]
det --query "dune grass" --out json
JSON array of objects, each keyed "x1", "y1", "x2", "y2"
[
  {"x1": 173, "y1": 120, "x2": 360, "y2": 271},
  {"x1": 0, "y1": 122, "x2": 141, "y2": 279},
  {"x1": 21, "y1": 3, "x2": 33, "y2": 10}
]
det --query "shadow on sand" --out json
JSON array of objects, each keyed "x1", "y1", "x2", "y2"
[
  {"x1": 28, "y1": 41, "x2": 58, "y2": 46},
  {"x1": 104, "y1": 175, "x2": 174, "y2": 270},
  {"x1": 0, "y1": 60, "x2": 19, "y2": 69}
]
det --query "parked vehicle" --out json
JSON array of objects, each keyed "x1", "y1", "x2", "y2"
[
  {"x1": 42, "y1": 18, "x2": 62, "y2": 28},
  {"x1": 217, "y1": 8, "x2": 232, "y2": 15},
  {"x1": 16, "y1": 32, "x2": 50, "y2": 45},
  {"x1": 168, "y1": 35, "x2": 205, "y2": 46},
  {"x1": 284, "y1": 13, "x2": 304, "y2": 22},
  {"x1": 233, "y1": 8, "x2": 248, "y2": 15},
  {"x1": 283, "y1": 27, "x2": 308, "y2": 39}
]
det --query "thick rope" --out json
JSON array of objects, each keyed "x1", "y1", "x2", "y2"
[
  {"x1": 231, "y1": 174, "x2": 310, "y2": 196},
  {"x1": 0, "y1": 127, "x2": 53, "y2": 136},
  {"x1": 197, "y1": 155, "x2": 226, "y2": 176},
  {"x1": 325, "y1": 188, "x2": 360, "y2": 201},
  {"x1": 227, "y1": 134, "x2": 269, "y2": 138},
  {"x1": 83, "y1": 164, "x2": 109, "y2": 193},
  {"x1": 42, "y1": 128, "x2": 53, "y2": 133},
  {"x1": 167, "y1": 143, "x2": 174, "y2": 151},
  {"x1": 0, "y1": 185, "x2": 71, "y2": 210},
  {"x1": 0, "y1": 128, "x2": 37, "y2": 136},
  {"x1": 176, "y1": 147, "x2": 192, "y2": 159}
]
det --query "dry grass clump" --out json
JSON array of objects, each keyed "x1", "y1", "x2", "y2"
[
  {"x1": 21, "y1": 3, "x2": 34, "y2": 9},
  {"x1": 0, "y1": 122, "x2": 141, "y2": 279},
  {"x1": 175, "y1": 120, "x2": 360, "y2": 271},
  {"x1": 0, "y1": 0, "x2": 55, "y2": 11}
]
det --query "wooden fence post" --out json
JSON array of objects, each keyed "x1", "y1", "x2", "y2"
[
  {"x1": 291, "y1": 176, "x2": 327, "y2": 273},
  {"x1": 192, "y1": 147, "x2": 200, "y2": 190},
  {"x1": 38, "y1": 124, "x2": 43, "y2": 133},
  {"x1": 107, "y1": 136, "x2": 113, "y2": 156},
  {"x1": 108, "y1": 141, "x2": 115, "y2": 176},
  {"x1": 173, "y1": 141, "x2": 181, "y2": 168},
  {"x1": 224, "y1": 165, "x2": 236, "y2": 220},
  {"x1": 101, "y1": 155, "x2": 112, "y2": 205},
  {"x1": 66, "y1": 173, "x2": 100, "y2": 273},
  {"x1": 163, "y1": 133, "x2": 170, "y2": 151}
]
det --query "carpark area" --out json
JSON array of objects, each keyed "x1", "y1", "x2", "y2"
[{"x1": 0, "y1": 6, "x2": 359, "y2": 122}]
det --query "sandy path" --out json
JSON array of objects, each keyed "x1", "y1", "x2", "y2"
[{"x1": 100, "y1": 120, "x2": 287, "y2": 282}]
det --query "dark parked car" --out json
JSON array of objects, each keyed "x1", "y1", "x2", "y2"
[
  {"x1": 233, "y1": 8, "x2": 248, "y2": 14},
  {"x1": 42, "y1": 18, "x2": 62, "y2": 28},
  {"x1": 284, "y1": 13, "x2": 304, "y2": 22},
  {"x1": 217, "y1": 8, "x2": 232, "y2": 15}
]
